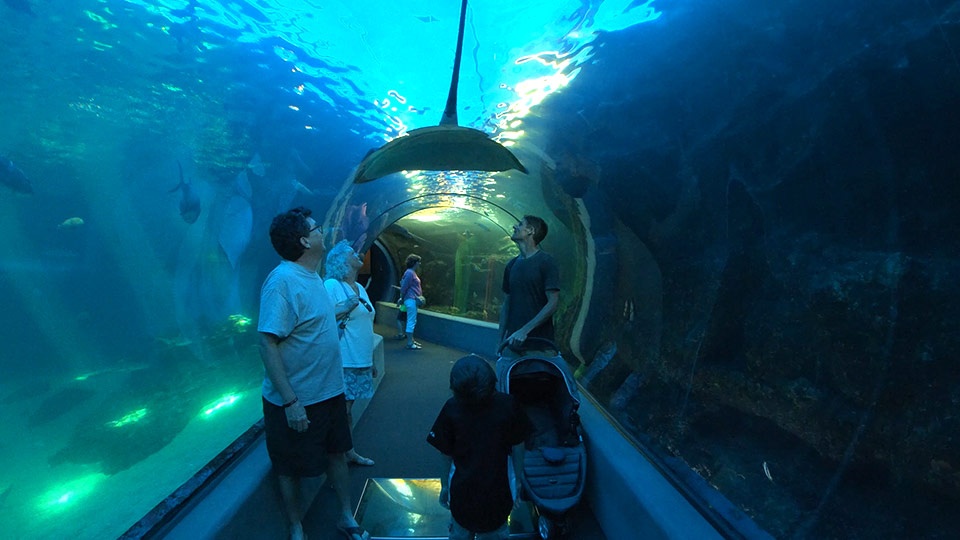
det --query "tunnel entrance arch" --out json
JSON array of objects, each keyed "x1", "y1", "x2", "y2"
[
  {"x1": 355, "y1": 196, "x2": 521, "y2": 322},
  {"x1": 356, "y1": 192, "x2": 521, "y2": 255},
  {"x1": 322, "y1": 179, "x2": 596, "y2": 361}
]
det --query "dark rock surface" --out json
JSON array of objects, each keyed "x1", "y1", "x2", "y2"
[{"x1": 546, "y1": 1, "x2": 960, "y2": 536}]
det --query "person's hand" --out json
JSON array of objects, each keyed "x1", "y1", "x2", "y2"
[
  {"x1": 438, "y1": 485, "x2": 450, "y2": 509},
  {"x1": 507, "y1": 329, "x2": 529, "y2": 346},
  {"x1": 285, "y1": 401, "x2": 309, "y2": 432},
  {"x1": 336, "y1": 296, "x2": 360, "y2": 315}
]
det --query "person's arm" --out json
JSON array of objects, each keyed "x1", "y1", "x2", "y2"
[
  {"x1": 427, "y1": 405, "x2": 455, "y2": 508},
  {"x1": 498, "y1": 261, "x2": 513, "y2": 347},
  {"x1": 326, "y1": 280, "x2": 360, "y2": 320},
  {"x1": 398, "y1": 270, "x2": 410, "y2": 300},
  {"x1": 258, "y1": 332, "x2": 309, "y2": 432},
  {"x1": 438, "y1": 454, "x2": 453, "y2": 509},
  {"x1": 499, "y1": 293, "x2": 510, "y2": 345},
  {"x1": 505, "y1": 289, "x2": 559, "y2": 346},
  {"x1": 333, "y1": 297, "x2": 360, "y2": 320}
]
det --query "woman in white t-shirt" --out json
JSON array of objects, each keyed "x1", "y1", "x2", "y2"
[{"x1": 324, "y1": 240, "x2": 377, "y2": 466}]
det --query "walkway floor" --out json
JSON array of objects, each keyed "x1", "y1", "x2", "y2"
[{"x1": 217, "y1": 326, "x2": 605, "y2": 539}]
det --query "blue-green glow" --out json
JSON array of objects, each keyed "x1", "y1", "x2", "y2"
[
  {"x1": 228, "y1": 314, "x2": 252, "y2": 331},
  {"x1": 36, "y1": 474, "x2": 106, "y2": 514},
  {"x1": 106, "y1": 408, "x2": 148, "y2": 428},
  {"x1": 201, "y1": 394, "x2": 240, "y2": 417}
]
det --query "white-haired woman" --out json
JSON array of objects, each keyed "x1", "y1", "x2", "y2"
[{"x1": 324, "y1": 240, "x2": 377, "y2": 466}]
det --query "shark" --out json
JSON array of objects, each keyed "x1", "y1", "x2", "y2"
[
  {"x1": 169, "y1": 161, "x2": 201, "y2": 224},
  {"x1": 353, "y1": 0, "x2": 527, "y2": 183},
  {"x1": 1, "y1": 154, "x2": 32, "y2": 194}
]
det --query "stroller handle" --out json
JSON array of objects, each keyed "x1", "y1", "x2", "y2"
[{"x1": 497, "y1": 336, "x2": 559, "y2": 356}]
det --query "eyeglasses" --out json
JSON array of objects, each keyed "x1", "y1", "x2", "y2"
[{"x1": 307, "y1": 224, "x2": 321, "y2": 234}]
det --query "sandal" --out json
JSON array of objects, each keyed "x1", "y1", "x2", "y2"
[
  {"x1": 405, "y1": 343, "x2": 422, "y2": 350},
  {"x1": 348, "y1": 453, "x2": 375, "y2": 466},
  {"x1": 394, "y1": 333, "x2": 407, "y2": 340},
  {"x1": 336, "y1": 524, "x2": 370, "y2": 540}
]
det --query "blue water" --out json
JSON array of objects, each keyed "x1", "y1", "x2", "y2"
[
  {"x1": 0, "y1": 1, "x2": 658, "y2": 537},
  {"x1": 3, "y1": 0, "x2": 960, "y2": 538}
]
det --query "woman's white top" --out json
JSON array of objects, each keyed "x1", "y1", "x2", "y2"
[{"x1": 323, "y1": 279, "x2": 376, "y2": 368}]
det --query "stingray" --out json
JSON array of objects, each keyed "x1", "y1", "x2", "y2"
[{"x1": 353, "y1": 0, "x2": 527, "y2": 183}]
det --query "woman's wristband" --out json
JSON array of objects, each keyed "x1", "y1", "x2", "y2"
[{"x1": 282, "y1": 396, "x2": 299, "y2": 408}]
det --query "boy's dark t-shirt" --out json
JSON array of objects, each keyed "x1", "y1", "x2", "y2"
[
  {"x1": 501, "y1": 251, "x2": 560, "y2": 342},
  {"x1": 427, "y1": 391, "x2": 532, "y2": 532}
]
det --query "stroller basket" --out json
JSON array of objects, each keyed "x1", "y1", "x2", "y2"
[{"x1": 524, "y1": 446, "x2": 584, "y2": 502}]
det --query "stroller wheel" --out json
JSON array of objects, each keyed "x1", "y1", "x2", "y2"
[
  {"x1": 538, "y1": 514, "x2": 568, "y2": 539},
  {"x1": 537, "y1": 515, "x2": 554, "y2": 539}
]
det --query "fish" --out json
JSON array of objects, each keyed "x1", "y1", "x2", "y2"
[
  {"x1": 1, "y1": 155, "x2": 33, "y2": 194},
  {"x1": 58, "y1": 217, "x2": 84, "y2": 229},
  {"x1": 169, "y1": 161, "x2": 201, "y2": 224},
  {"x1": 353, "y1": 0, "x2": 526, "y2": 183},
  {"x1": 247, "y1": 152, "x2": 265, "y2": 177},
  {"x1": 292, "y1": 179, "x2": 315, "y2": 196},
  {"x1": 354, "y1": 125, "x2": 527, "y2": 183}
]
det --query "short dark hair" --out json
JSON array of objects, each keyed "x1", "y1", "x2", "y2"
[
  {"x1": 523, "y1": 215, "x2": 548, "y2": 245},
  {"x1": 270, "y1": 207, "x2": 312, "y2": 261},
  {"x1": 405, "y1": 253, "x2": 422, "y2": 269},
  {"x1": 450, "y1": 355, "x2": 496, "y2": 406}
]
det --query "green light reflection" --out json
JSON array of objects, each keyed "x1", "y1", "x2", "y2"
[
  {"x1": 201, "y1": 394, "x2": 240, "y2": 418},
  {"x1": 36, "y1": 473, "x2": 106, "y2": 514},
  {"x1": 105, "y1": 408, "x2": 148, "y2": 428}
]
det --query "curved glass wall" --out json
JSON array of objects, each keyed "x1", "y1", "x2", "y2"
[{"x1": 2, "y1": 1, "x2": 959, "y2": 538}]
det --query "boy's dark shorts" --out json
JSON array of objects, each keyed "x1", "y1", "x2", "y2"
[{"x1": 262, "y1": 393, "x2": 352, "y2": 477}]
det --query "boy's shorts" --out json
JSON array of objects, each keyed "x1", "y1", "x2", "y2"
[
  {"x1": 262, "y1": 393, "x2": 352, "y2": 477},
  {"x1": 449, "y1": 519, "x2": 509, "y2": 540}
]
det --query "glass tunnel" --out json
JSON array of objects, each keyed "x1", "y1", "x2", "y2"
[{"x1": 1, "y1": 0, "x2": 959, "y2": 538}]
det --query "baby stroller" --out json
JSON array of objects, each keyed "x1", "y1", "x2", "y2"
[{"x1": 497, "y1": 338, "x2": 586, "y2": 539}]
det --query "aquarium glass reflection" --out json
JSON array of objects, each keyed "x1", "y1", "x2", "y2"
[
  {"x1": 2, "y1": 0, "x2": 960, "y2": 538},
  {"x1": 354, "y1": 478, "x2": 536, "y2": 538}
]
